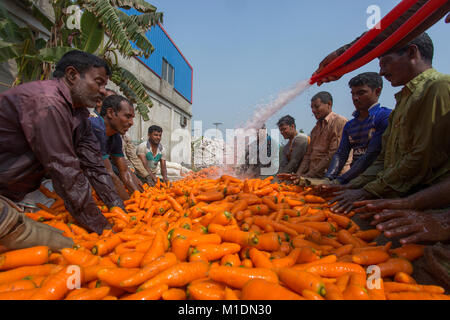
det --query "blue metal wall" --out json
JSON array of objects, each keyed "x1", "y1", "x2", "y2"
[{"x1": 121, "y1": 8, "x2": 193, "y2": 103}]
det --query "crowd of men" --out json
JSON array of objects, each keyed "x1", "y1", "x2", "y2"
[
  {"x1": 275, "y1": 29, "x2": 449, "y2": 288},
  {"x1": 0, "y1": 51, "x2": 170, "y2": 250}
]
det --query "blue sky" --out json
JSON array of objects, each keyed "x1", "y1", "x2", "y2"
[{"x1": 148, "y1": 0, "x2": 449, "y2": 140}]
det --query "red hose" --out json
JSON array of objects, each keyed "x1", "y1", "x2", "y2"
[
  {"x1": 310, "y1": 0, "x2": 448, "y2": 85},
  {"x1": 310, "y1": 0, "x2": 420, "y2": 84},
  {"x1": 315, "y1": 0, "x2": 448, "y2": 81}
]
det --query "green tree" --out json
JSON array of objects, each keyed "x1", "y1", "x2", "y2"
[{"x1": 0, "y1": 0, "x2": 163, "y2": 120}]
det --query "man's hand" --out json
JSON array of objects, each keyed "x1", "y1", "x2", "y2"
[
  {"x1": 354, "y1": 198, "x2": 410, "y2": 218},
  {"x1": 329, "y1": 188, "x2": 374, "y2": 214},
  {"x1": 145, "y1": 175, "x2": 156, "y2": 187},
  {"x1": 312, "y1": 50, "x2": 343, "y2": 86},
  {"x1": 372, "y1": 209, "x2": 450, "y2": 245}
]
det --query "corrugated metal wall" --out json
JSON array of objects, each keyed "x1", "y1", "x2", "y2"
[{"x1": 122, "y1": 8, "x2": 193, "y2": 103}]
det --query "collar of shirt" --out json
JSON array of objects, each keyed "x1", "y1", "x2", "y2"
[
  {"x1": 317, "y1": 111, "x2": 335, "y2": 126},
  {"x1": 395, "y1": 68, "x2": 437, "y2": 102},
  {"x1": 56, "y1": 78, "x2": 74, "y2": 108},
  {"x1": 352, "y1": 103, "x2": 381, "y2": 118}
]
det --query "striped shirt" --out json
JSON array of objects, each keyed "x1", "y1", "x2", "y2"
[{"x1": 325, "y1": 103, "x2": 392, "y2": 184}]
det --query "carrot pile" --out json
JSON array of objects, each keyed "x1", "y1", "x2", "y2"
[{"x1": 0, "y1": 174, "x2": 448, "y2": 300}]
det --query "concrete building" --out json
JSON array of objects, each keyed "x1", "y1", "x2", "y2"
[{"x1": 0, "y1": 0, "x2": 193, "y2": 165}]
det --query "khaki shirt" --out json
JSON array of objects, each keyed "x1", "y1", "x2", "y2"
[
  {"x1": 350, "y1": 69, "x2": 450, "y2": 198},
  {"x1": 122, "y1": 134, "x2": 150, "y2": 178},
  {"x1": 297, "y1": 112, "x2": 348, "y2": 178}
]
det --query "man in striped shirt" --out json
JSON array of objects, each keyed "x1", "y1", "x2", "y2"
[{"x1": 325, "y1": 72, "x2": 392, "y2": 184}]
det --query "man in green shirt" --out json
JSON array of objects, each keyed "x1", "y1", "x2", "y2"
[{"x1": 329, "y1": 32, "x2": 450, "y2": 213}]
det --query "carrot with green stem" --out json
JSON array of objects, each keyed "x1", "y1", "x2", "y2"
[{"x1": 278, "y1": 268, "x2": 326, "y2": 296}]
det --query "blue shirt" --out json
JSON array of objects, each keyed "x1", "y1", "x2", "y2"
[
  {"x1": 89, "y1": 116, "x2": 124, "y2": 160},
  {"x1": 325, "y1": 103, "x2": 392, "y2": 184}
]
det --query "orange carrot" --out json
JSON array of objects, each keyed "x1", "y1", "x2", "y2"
[
  {"x1": 195, "y1": 243, "x2": 241, "y2": 261},
  {"x1": 390, "y1": 244, "x2": 425, "y2": 261},
  {"x1": 278, "y1": 268, "x2": 326, "y2": 296},
  {"x1": 241, "y1": 279, "x2": 304, "y2": 300},
  {"x1": 65, "y1": 286, "x2": 111, "y2": 300},
  {"x1": 386, "y1": 292, "x2": 450, "y2": 300},
  {"x1": 304, "y1": 262, "x2": 366, "y2": 278},
  {"x1": 384, "y1": 282, "x2": 445, "y2": 294},
  {"x1": 0, "y1": 246, "x2": 50, "y2": 271},
  {"x1": 118, "y1": 251, "x2": 145, "y2": 268},
  {"x1": 0, "y1": 279, "x2": 37, "y2": 293},
  {"x1": 220, "y1": 254, "x2": 241, "y2": 267},
  {"x1": 162, "y1": 288, "x2": 187, "y2": 300},
  {"x1": 377, "y1": 258, "x2": 413, "y2": 278},
  {"x1": 352, "y1": 249, "x2": 390, "y2": 265},
  {"x1": 121, "y1": 284, "x2": 168, "y2": 300},
  {"x1": 208, "y1": 266, "x2": 278, "y2": 289},
  {"x1": 249, "y1": 248, "x2": 273, "y2": 269},
  {"x1": 61, "y1": 248, "x2": 100, "y2": 267},
  {"x1": 120, "y1": 252, "x2": 178, "y2": 287},
  {"x1": 91, "y1": 234, "x2": 122, "y2": 256},
  {"x1": 139, "y1": 261, "x2": 209, "y2": 290},
  {"x1": 324, "y1": 282, "x2": 344, "y2": 300},
  {"x1": 97, "y1": 268, "x2": 140, "y2": 288},
  {"x1": 394, "y1": 272, "x2": 416, "y2": 284},
  {"x1": 187, "y1": 280, "x2": 225, "y2": 300},
  {"x1": 140, "y1": 229, "x2": 166, "y2": 267},
  {"x1": 0, "y1": 288, "x2": 38, "y2": 300},
  {"x1": 30, "y1": 265, "x2": 79, "y2": 300}
]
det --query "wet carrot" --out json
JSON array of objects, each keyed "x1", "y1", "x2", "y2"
[
  {"x1": 304, "y1": 195, "x2": 326, "y2": 203},
  {"x1": 220, "y1": 254, "x2": 241, "y2": 267},
  {"x1": 187, "y1": 280, "x2": 225, "y2": 300},
  {"x1": 377, "y1": 258, "x2": 413, "y2": 278},
  {"x1": 386, "y1": 292, "x2": 450, "y2": 300},
  {"x1": 141, "y1": 229, "x2": 166, "y2": 267},
  {"x1": 91, "y1": 234, "x2": 122, "y2": 256},
  {"x1": 121, "y1": 284, "x2": 168, "y2": 300},
  {"x1": 384, "y1": 282, "x2": 445, "y2": 294},
  {"x1": 354, "y1": 229, "x2": 381, "y2": 242},
  {"x1": 271, "y1": 248, "x2": 301, "y2": 269},
  {"x1": 0, "y1": 288, "x2": 38, "y2": 300},
  {"x1": 120, "y1": 252, "x2": 178, "y2": 287},
  {"x1": 189, "y1": 234, "x2": 222, "y2": 246},
  {"x1": 389, "y1": 244, "x2": 425, "y2": 261},
  {"x1": 0, "y1": 246, "x2": 50, "y2": 271},
  {"x1": 65, "y1": 286, "x2": 110, "y2": 300},
  {"x1": 254, "y1": 232, "x2": 282, "y2": 251},
  {"x1": 208, "y1": 266, "x2": 279, "y2": 289},
  {"x1": 0, "y1": 279, "x2": 37, "y2": 293},
  {"x1": 324, "y1": 282, "x2": 344, "y2": 300},
  {"x1": 195, "y1": 243, "x2": 241, "y2": 261},
  {"x1": 278, "y1": 268, "x2": 326, "y2": 296},
  {"x1": 97, "y1": 268, "x2": 140, "y2": 288},
  {"x1": 249, "y1": 248, "x2": 273, "y2": 269},
  {"x1": 224, "y1": 286, "x2": 240, "y2": 300},
  {"x1": 61, "y1": 248, "x2": 100, "y2": 267},
  {"x1": 118, "y1": 251, "x2": 145, "y2": 268},
  {"x1": 304, "y1": 262, "x2": 365, "y2": 278},
  {"x1": 30, "y1": 265, "x2": 79, "y2": 300},
  {"x1": 241, "y1": 279, "x2": 304, "y2": 300},
  {"x1": 162, "y1": 288, "x2": 187, "y2": 300},
  {"x1": 139, "y1": 261, "x2": 209, "y2": 290},
  {"x1": 333, "y1": 244, "x2": 354, "y2": 258},
  {"x1": 394, "y1": 272, "x2": 416, "y2": 284},
  {"x1": 352, "y1": 249, "x2": 390, "y2": 265}
]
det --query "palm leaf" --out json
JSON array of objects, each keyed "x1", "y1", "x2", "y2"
[
  {"x1": 110, "y1": 64, "x2": 152, "y2": 121},
  {"x1": 0, "y1": 39, "x2": 20, "y2": 62},
  {"x1": 81, "y1": 0, "x2": 138, "y2": 57},
  {"x1": 80, "y1": 10, "x2": 104, "y2": 53},
  {"x1": 115, "y1": 9, "x2": 154, "y2": 58},
  {"x1": 109, "y1": 0, "x2": 157, "y2": 13}
]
